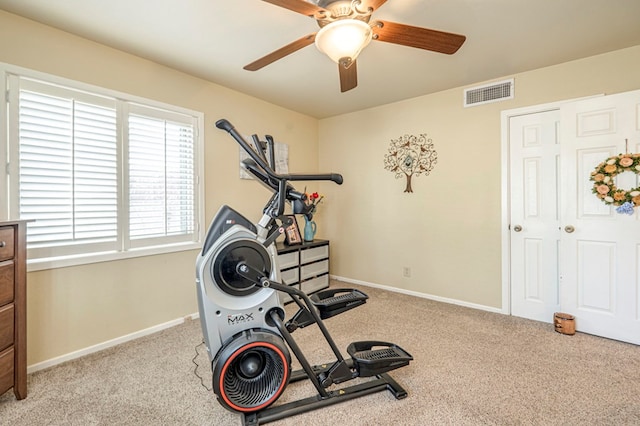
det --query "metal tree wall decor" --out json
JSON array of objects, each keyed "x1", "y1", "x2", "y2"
[{"x1": 383, "y1": 133, "x2": 438, "y2": 193}]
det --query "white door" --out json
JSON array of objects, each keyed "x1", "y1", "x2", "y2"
[
  {"x1": 559, "y1": 90, "x2": 640, "y2": 345},
  {"x1": 509, "y1": 110, "x2": 561, "y2": 322}
]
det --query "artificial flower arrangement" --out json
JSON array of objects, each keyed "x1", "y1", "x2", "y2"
[
  {"x1": 305, "y1": 191, "x2": 323, "y2": 217},
  {"x1": 590, "y1": 153, "x2": 640, "y2": 215}
]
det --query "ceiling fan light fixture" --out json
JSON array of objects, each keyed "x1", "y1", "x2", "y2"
[{"x1": 315, "y1": 19, "x2": 372, "y2": 65}]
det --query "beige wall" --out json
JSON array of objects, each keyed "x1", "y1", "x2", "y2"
[
  {"x1": 0, "y1": 11, "x2": 318, "y2": 366},
  {"x1": 318, "y1": 45, "x2": 640, "y2": 309}
]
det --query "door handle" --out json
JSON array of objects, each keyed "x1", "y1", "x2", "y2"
[
  {"x1": 513, "y1": 225, "x2": 522, "y2": 232},
  {"x1": 564, "y1": 225, "x2": 575, "y2": 233}
]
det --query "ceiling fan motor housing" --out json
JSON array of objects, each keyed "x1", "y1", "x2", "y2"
[{"x1": 315, "y1": 0, "x2": 373, "y2": 27}]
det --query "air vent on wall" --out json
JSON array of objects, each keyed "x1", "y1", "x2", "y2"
[{"x1": 463, "y1": 78, "x2": 514, "y2": 107}]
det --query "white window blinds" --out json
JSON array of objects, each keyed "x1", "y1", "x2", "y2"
[
  {"x1": 17, "y1": 84, "x2": 118, "y2": 255},
  {"x1": 127, "y1": 108, "x2": 196, "y2": 244},
  {"x1": 6, "y1": 73, "x2": 202, "y2": 267}
]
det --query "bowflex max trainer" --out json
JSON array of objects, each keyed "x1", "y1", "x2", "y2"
[{"x1": 195, "y1": 119, "x2": 413, "y2": 425}]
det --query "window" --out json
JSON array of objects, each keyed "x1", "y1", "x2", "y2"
[
  {"x1": 2, "y1": 68, "x2": 204, "y2": 270},
  {"x1": 127, "y1": 108, "x2": 196, "y2": 245}
]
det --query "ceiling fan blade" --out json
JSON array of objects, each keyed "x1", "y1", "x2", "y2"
[
  {"x1": 372, "y1": 20, "x2": 466, "y2": 54},
  {"x1": 360, "y1": 0, "x2": 388, "y2": 11},
  {"x1": 262, "y1": 0, "x2": 325, "y2": 17},
  {"x1": 339, "y1": 61, "x2": 358, "y2": 93},
  {"x1": 244, "y1": 33, "x2": 316, "y2": 71}
]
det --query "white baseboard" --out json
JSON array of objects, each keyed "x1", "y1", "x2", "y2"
[
  {"x1": 330, "y1": 275, "x2": 503, "y2": 315},
  {"x1": 28, "y1": 312, "x2": 200, "y2": 374}
]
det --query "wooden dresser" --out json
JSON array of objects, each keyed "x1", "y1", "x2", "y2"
[{"x1": 0, "y1": 220, "x2": 28, "y2": 400}]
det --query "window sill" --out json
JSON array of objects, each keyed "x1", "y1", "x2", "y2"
[{"x1": 27, "y1": 241, "x2": 202, "y2": 272}]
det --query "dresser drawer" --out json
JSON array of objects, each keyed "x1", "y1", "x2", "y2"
[
  {"x1": 0, "y1": 228, "x2": 14, "y2": 262},
  {"x1": 300, "y1": 245, "x2": 328, "y2": 264},
  {"x1": 280, "y1": 267, "x2": 299, "y2": 285},
  {"x1": 0, "y1": 304, "x2": 14, "y2": 352},
  {"x1": 301, "y1": 274, "x2": 329, "y2": 295},
  {"x1": 0, "y1": 261, "x2": 14, "y2": 306},
  {"x1": 278, "y1": 251, "x2": 299, "y2": 270},
  {"x1": 0, "y1": 347, "x2": 14, "y2": 396},
  {"x1": 301, "y1": 260, "x2": 329, "y2": 281}
]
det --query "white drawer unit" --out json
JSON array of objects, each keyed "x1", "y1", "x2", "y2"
[{"x1": 276, "y1": 239, "x2": 330, "y2": 301}]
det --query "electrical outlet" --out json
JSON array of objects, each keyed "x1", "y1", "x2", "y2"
[{"x1": 402, "y1": 267, "x2": 411, "y2": 278}]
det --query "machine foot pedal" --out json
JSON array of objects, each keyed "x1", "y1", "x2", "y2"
[
  {"x1": 310, "y1": 288, "x2": 368, "y2": 319},
  {"x1": 347, "y1": 341, "x2": 413, "y2": 377}
]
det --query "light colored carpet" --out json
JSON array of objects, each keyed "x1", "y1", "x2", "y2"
[{"x1": 1, "y1": 280, "x2": 639, "y2": 425}]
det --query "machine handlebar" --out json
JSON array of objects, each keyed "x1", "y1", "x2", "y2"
[{"x1": 216, "y1": 119, "x2": 343, "y2": 185}]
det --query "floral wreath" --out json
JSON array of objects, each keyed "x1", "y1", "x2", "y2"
[{"x1": 590, "y1": 153, "x2": 640, "y2": 215}]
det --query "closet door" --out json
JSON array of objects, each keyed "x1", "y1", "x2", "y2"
[
  {"x1": 509, "y1": 110, "x2": 561, "y2": 323},
  {"x1": 559, "y1": 89, "x2": 640, "y2": 344}
]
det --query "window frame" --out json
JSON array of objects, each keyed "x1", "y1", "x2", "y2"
[{"x1": 1, "y1": 63, "x2": 205, "y2": 272}]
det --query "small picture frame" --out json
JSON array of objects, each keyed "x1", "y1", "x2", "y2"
[{"x1": 283, "y1": 215, "x2": 302, "y2": 245}]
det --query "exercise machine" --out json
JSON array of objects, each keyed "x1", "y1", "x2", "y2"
[{"x1": 195, "y1": 119, "x2": 413, "y2": 425}]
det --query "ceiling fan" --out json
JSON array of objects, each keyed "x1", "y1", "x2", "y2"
[{"x1": 244, "y1": 0, "x2": 466, "y2": 92}]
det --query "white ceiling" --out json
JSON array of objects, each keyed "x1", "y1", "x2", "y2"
[{"x1": 1, "y1": 0, "x2": 640, "y2": 118}]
